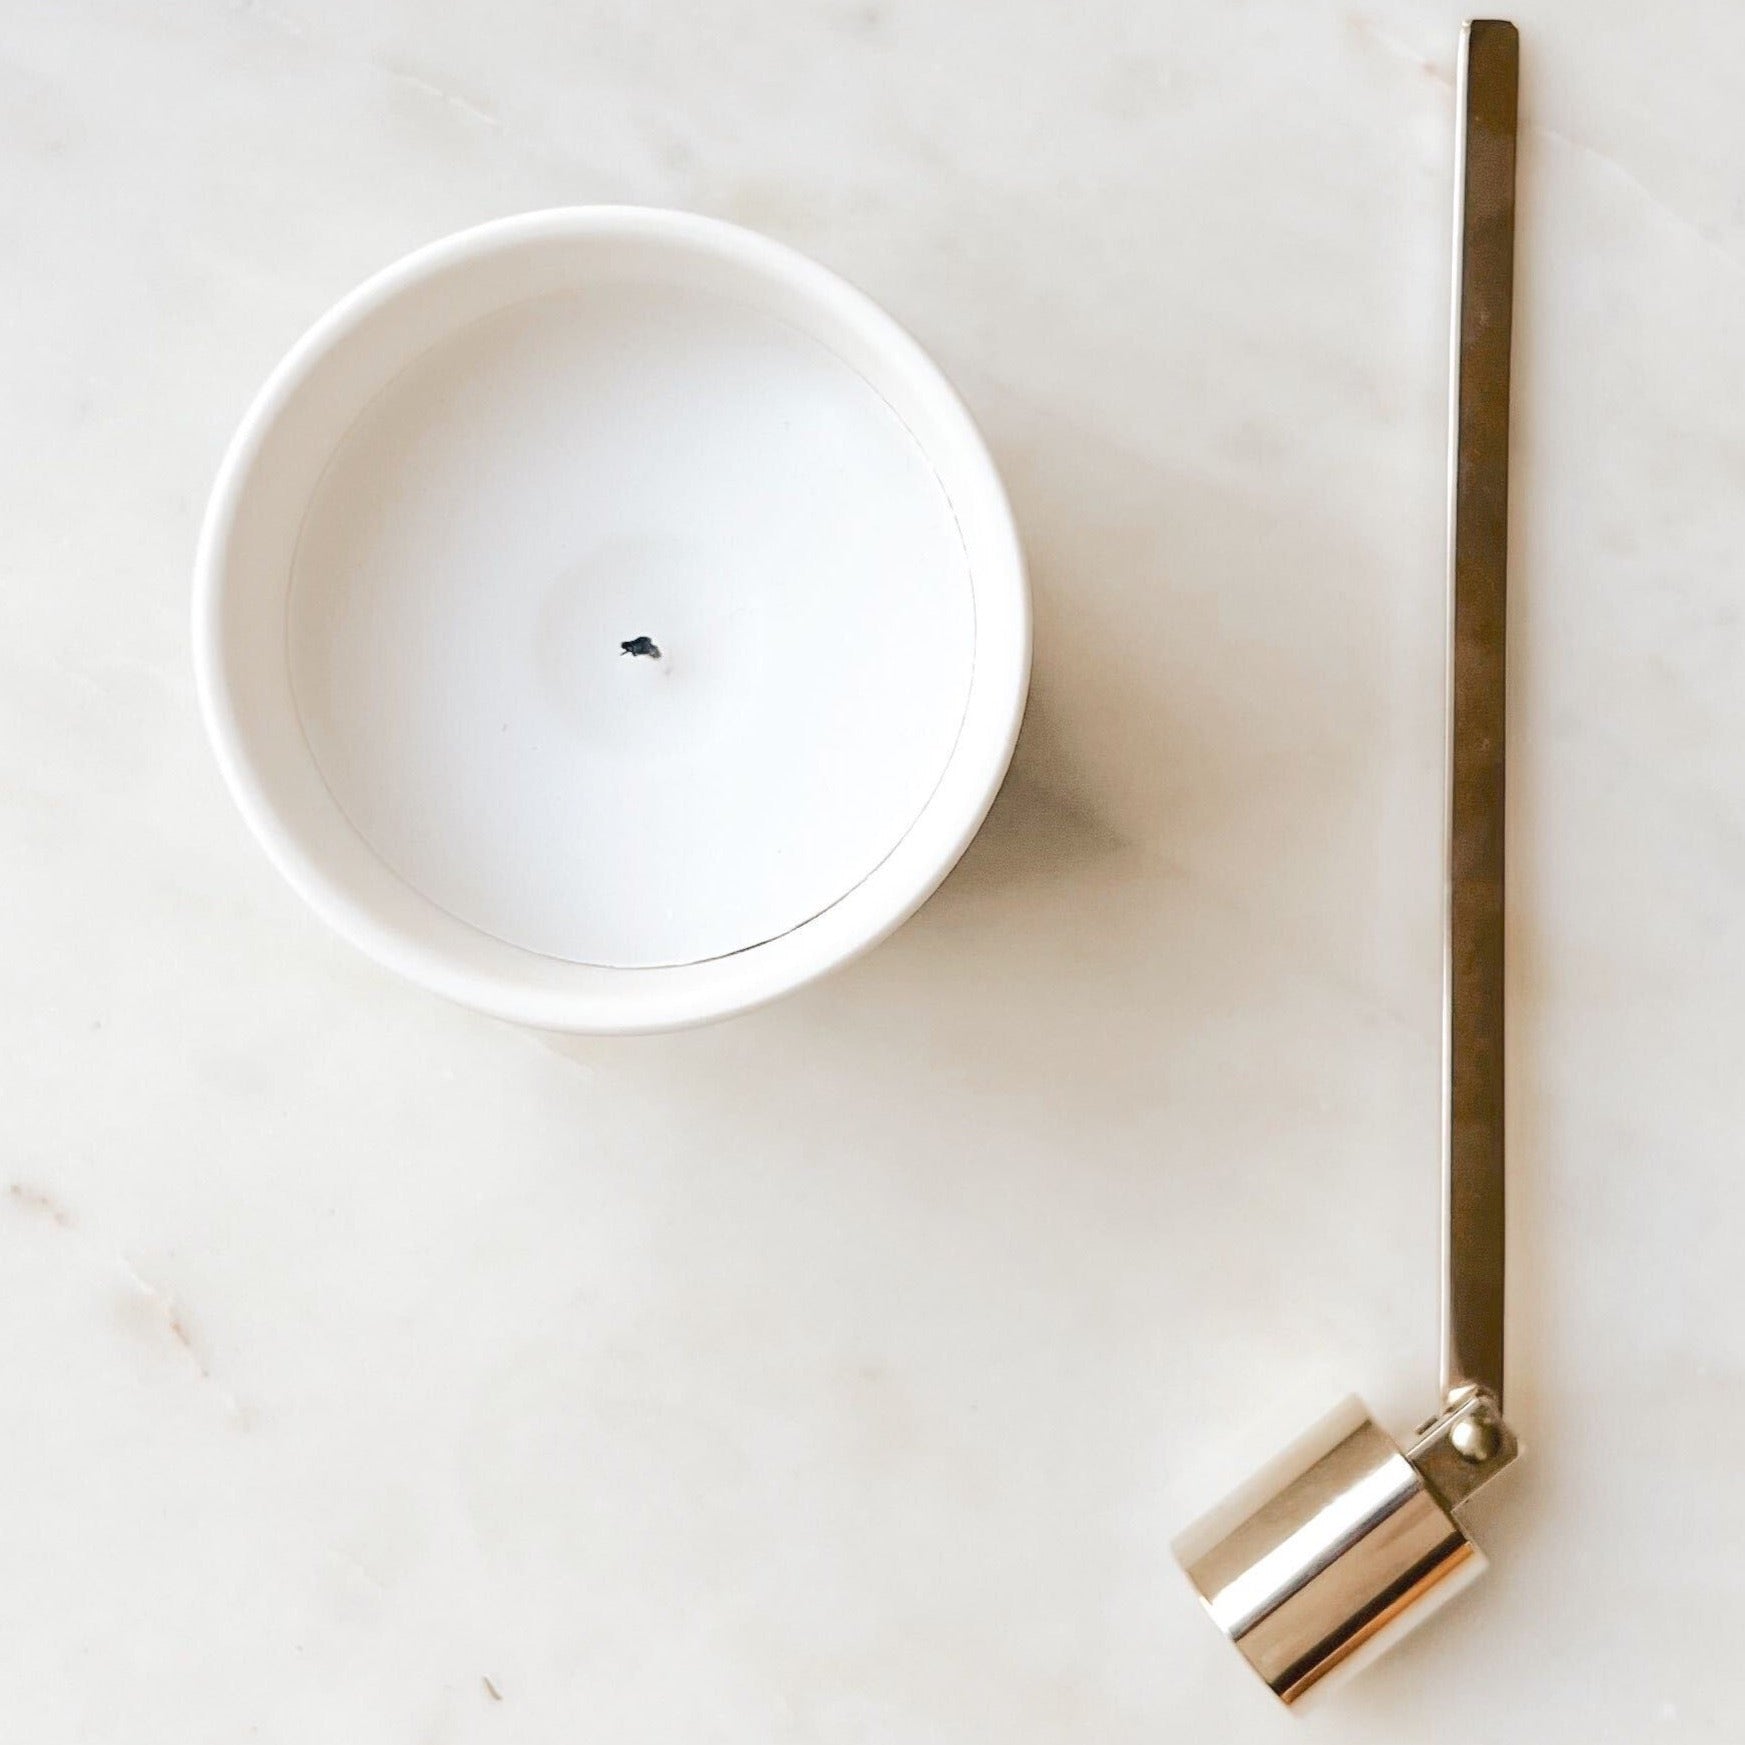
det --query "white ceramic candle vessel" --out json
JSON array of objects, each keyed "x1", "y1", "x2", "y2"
[{"x1": 195, "y1": 209, "x2": 1028, "y2": 1032}]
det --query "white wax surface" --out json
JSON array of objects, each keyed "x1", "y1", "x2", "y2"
[{"x1": 288, "y1": 282, "x2": 975, "y2": 968}]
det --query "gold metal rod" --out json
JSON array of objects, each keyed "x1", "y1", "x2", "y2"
[{"x1": 1442, "y1": 19, "x2": 1517, "y2": 1411}]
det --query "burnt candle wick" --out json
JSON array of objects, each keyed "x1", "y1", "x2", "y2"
[{"x1": 620, "y1": 636, "x2": 662, "y2": 659}]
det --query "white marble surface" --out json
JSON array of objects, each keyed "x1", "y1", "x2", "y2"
[{"x1": 4, "y1": 1, "x2": 1743, "y2": 1737}]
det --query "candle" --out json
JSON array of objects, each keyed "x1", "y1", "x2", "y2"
[{"x1": 195, "y1": 209, "x2": 1028, "y2": 1030}]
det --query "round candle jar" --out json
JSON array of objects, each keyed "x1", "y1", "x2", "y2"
[{"x1": 194, "y1": 209, "x2": 1028, "y2": 1032}]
